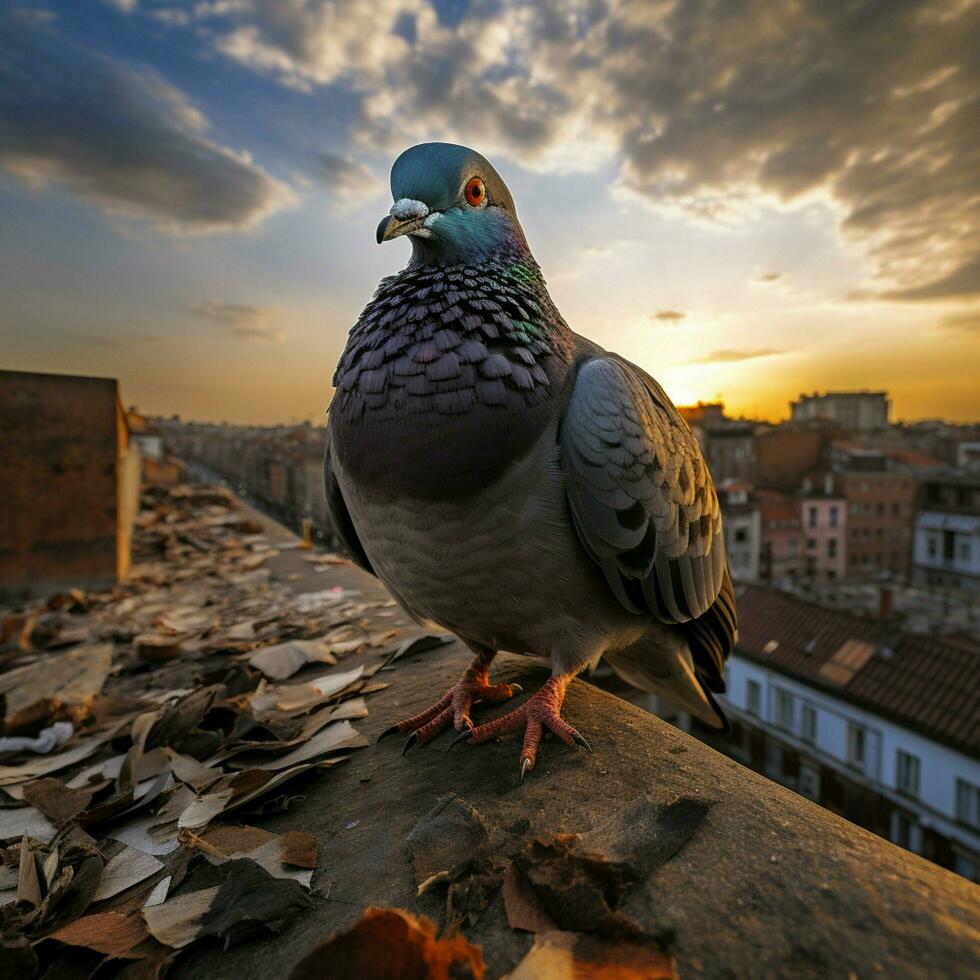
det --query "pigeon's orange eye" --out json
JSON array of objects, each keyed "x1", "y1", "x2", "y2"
[{"x1": 465, "y1": 177, "x2": 485, "y2": 207}]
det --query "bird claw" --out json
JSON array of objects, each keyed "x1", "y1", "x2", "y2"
[
  {"x1": 573, "y1": 732, "x2": 592, "y2": 753},
  {"x1": 447, "y1": 729, "x2": 473, "y2": 752},
  {"x1": 401, "y1": 731, "x2": 419, "y2": 756},
  {"x1": 510, "y1": 683, "x2": 523, "y2": 695},
  {"x1": 378, "y1": 724, "x2": 401, "y2": 743},
  {"x1": 520, "y1": 757, "x2": 531, "y2": 783}
]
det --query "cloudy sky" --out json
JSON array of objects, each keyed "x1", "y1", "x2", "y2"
[{"x1": 2, "y1": 0, "x2": 977, "y2": 423}]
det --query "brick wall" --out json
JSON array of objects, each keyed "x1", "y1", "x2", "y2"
[{"x1": 0, "y1": 370, "x2": 131, "y2": 597}]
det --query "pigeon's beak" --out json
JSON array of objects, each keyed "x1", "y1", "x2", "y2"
[{"x1": 377, "y1": 199, "x2": 430, "y2": 244}]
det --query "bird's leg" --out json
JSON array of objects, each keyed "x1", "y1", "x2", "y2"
[
  {"x1": 450, "y1": 673, "x2": 590, "y2": 780},
  {"x1": 379, "y1": 647, "x2": 521, "y2": 752}
]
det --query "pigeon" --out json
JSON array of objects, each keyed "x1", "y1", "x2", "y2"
[{"x1": 325, "y1": 142, "x2": 736, "y2": 779}]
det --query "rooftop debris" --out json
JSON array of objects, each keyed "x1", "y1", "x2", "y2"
[
  {"x1": 504, "y1": 929, "x2": 677, "y2": 979},
  {"x1": 288, "y1": 907, "x2": 485, "y2": 980},
  {"x1": 0, "y1": 482, "x2": 446, "y2": 975}
]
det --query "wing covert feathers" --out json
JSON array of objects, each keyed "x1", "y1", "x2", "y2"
[{"x1": 560, "y1": 355, "x2": 728, "y2": 625}]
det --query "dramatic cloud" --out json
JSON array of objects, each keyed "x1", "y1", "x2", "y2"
[
  {"x1": 651, "y1": 310, "x2": 686, "y2": 323},
  {"x1": 0, "y1": 9, "x2": 292, "y2": 234},
  {"x1": 164, "y1": 0, "x2": 978, "y2": 301},
  {"x1": 189, "y1": 302, "x2": 285, "y2": 342},
  {"x1": 313, "y1": 151, "x2": 381, "y2": 204},
  {"x1": 689, "y1": 348, "x2": 784, "y2": 364}
]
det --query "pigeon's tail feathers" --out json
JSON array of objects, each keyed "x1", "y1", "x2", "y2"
[
  {"x1": 680, "y1": 567, "x2": 737, "y2": 694},
  {"x1": 605, "y1": 635, "x2": 729, "y2": 731}
]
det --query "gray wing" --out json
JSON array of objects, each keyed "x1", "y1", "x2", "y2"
[
  {"x1": 559, "y1": 354, "x2": 727, "y2": 626},
  {"x1": 323, "y1": 422, "x2": 374, "y2": 576}
]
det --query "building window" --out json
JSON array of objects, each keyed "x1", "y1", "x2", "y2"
[
  {"x1": 827, "y1": 538, "x2": 837, "y2": 558},
  {"x1": 735, "y1": 527, "x2": 748, "y2": 543},
  {"x1": 829, "y1": 506, "x2": 838, "y2": 527},
  {"x1": 955, "y1": 779, "x2": 980, "y2": 830},
  {"x1": 798, "y1": 762, "x2": 820, "y2": 801},
  {"x1": 808, "y1": 506, "x2": 817, "y2": 528},
  {"x1": 959, "y1": 541, "x2": 971, "y2": 563},
  {"x1": 775, "y1": 688, "x2": 794, "y2": 730},
  {"x1": 847, "y1": 723, "x2": 866, "y2": 771},
  {"x1": 746, "y1": 679, "x2": 761, "y2": 717},
  {"x1": 765, "y1": 739, "x2": 786, "y2": 780},
  {"x1": 890, "y1": 810, "x2": 921, "y2": 854},
  {"x1": 927, "y1": 535, "x2": 938, "y2": 559},
  {"x1": 954, "y1": 852, "x2": 979, "y2": 883},
  {"x1": 801, "y1": 704, "x2": 817, "y2": 743},
  {"x1": 807, "y1": 538, "x2": 817, "y2": 550},
  {"x1": 896, "y1": 750, "x2": 920, "y2": 798}
]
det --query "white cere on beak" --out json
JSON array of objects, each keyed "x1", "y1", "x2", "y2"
[{"x1": 390, "y1": 198, "x2": 429, "y2": 221}]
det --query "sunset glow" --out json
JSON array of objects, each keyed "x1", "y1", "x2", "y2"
[{"x1": 1, "y1": 2, "x2": 977, "y2": 424}]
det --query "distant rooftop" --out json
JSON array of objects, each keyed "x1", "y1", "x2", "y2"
[{"x1": 735, "y1": 586, "x2": 980, "y2": 758}]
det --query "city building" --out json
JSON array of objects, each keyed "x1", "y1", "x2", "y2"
[
  {"x1": 957, "y1": 442, "x2": 980, "y2": 473},
  {"x1": 799, "y1": 473, "x2": 847, "y2": 581},
  {"x1": 754, "y1": 420, "x2": 844, "y2": 493},
  {"x1": 161, "y1": 419, "x2": 332, "y2": 540},
  {"x1": 791, "y1": 390, "x2": 890, "y2": 430},
  {"x1": 718, "y1": 481, "x2": 760, "y2": 582},
  {"x1": 0, "y1": 370, "x2": 140, "y2": 597},
  {"x1": 695, "y1": 586, "x2": 980, "y2": 883},
  {"x1": 913, "y1": 473, "x2": 980, "y2": 594},
  {"x1": 679, "y1": 403, "x2": 758, "y2": 485},
  {"x1": 757, "y1": 490, "x2": 804, "y2": 583},
  {"x1": 831, "y1": 444, "x2": 916, "y2": 581}
]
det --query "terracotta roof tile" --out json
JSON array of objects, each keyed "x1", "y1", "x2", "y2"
[{"x1": 734, "y1": 586, "x2": 980, "y2": 757}]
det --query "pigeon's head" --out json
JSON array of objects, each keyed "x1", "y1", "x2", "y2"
[{"x1": 376, "y1": 142, "x2": 528, "y2": 266}]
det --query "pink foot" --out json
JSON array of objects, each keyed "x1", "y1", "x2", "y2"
[
  {"x1": 450, "y1": 675, "x2": 590, "y2": 779},
  {"x1": 379, "y1": 655, "x2": 521, "y2": 752}
]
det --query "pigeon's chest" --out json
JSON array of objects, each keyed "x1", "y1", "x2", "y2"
[{"x1": 329, "y1": 267, "x2": 573, "y2": 502}]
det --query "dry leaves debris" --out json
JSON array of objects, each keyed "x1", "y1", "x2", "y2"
[
  {"x1": 399, "y1": 796, "x2": 703, "y2": 978},
  {"x1": 289, "y1": 907, "x2": 484, "y2": 980},
  {"x1": 0, "y1": 482, "x2": 440, "y2": 976}
]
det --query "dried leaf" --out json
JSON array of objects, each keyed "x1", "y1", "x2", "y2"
[
  {"x1": 16, "y1": 835, "x2": 42, "y2": 906},
  {"x1": 93, "y1": 846, "x2": 164, "y2": 902},
  {"x1": 109, "y1": 815, "x2": 181, "y2": 857},
  {"x1": 143, "y1": 859, "x2": 312, "y2": 949},
  {"x1": 0, "y1": 644, "x2": 112, "y2": 724},
  {"x1": 389, "y1": 634, "x2": 455, "y2": 662},
  {"x1": 185, "y1": 825, "x2": 318, "y2": 888},
  {"x1": 248, "y1": 639, "x2": 338, "y2": 681},
  {"x1": 270, "y1": 665, "x2": 365, "y2": 714},
  {"x1": 255, "y1": 721, "x2": 367, "y2": 772},
  {"x1": 22, "y1": 777, "x2": 93, "y2": 824},
  {"x1": 0, "y1": 805, "x2": 57, "y2": 843},
  {"x1": 48, "y1": 911, "x2": 149, "y2": 957},
  {"x1": 143, "y1": 875, "x2": 171, "y2": 908},
  {"x1": 502, "y1": 863, "x2": 557, "y2": 934},
  {"x1": 0, "y1": 723, "x2": 124, "y2": 787},
  {"x1": 515, "y1": 798, "x2": 711, "y2": 934},
  {"x1": 408, "y1": 794, "x2": 490, "y2": 896},
  {"x1": 177, "y1": 764, "x2": 315, "y2": 830},
  {"x1": 503, "y1": 931, "x2": 677, "y2": 979},
  {"x1": 289, "y1": 907, "x2": 484, "y2": 980}
]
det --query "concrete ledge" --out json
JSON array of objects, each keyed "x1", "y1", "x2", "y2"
[{"x1": 174, "y1": 555, "x2": 980, "y2": 979}]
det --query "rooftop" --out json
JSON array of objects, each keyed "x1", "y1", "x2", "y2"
[{"x1": 735, "y1": 586, "x2": 980, "y2": 757}]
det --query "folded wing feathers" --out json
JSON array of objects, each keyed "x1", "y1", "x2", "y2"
[{"x1": 561, "y1": 356, "x2": 726, "y2": 625}]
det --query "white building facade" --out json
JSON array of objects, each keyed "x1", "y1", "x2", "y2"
[{"x1": 719, "y1": 654, "x2": 980, "y2": 881}]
